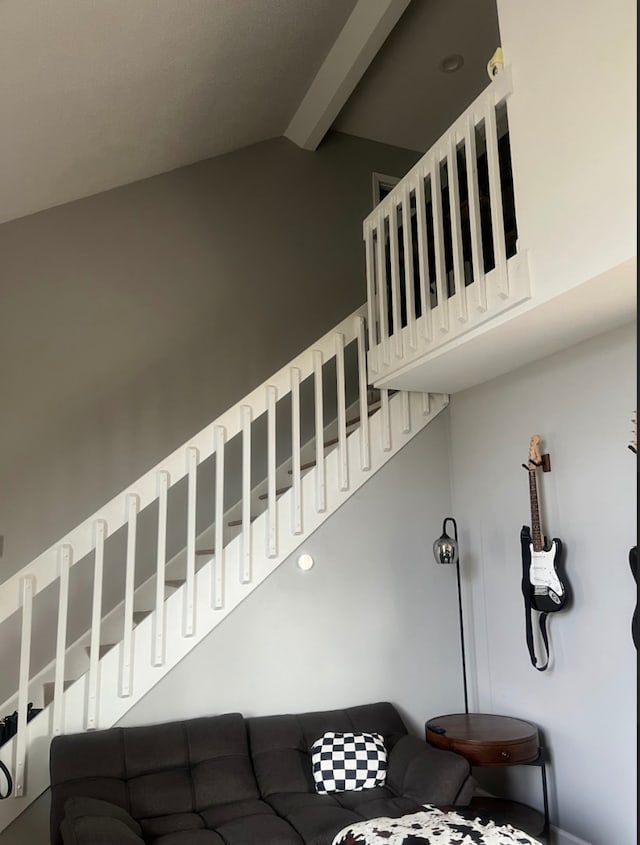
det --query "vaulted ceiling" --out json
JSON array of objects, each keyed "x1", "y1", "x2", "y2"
[{"x1": 0, "y1": 0, "x2": 500, "y2": 225}]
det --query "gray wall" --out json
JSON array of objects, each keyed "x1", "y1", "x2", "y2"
[
  {"x1": 0, "y1": 414, "x2": 463, "y2": 844},
  {"x1": 0, "y1": 131, "x2": 419, "y2": 584},
  {"x1": 448, "y1": 322, "x2": 637, "y2": 845}
]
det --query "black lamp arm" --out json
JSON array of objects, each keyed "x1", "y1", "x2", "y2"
[{"x1": 442, "y1": 516, "x2": 458, "y2": 541}]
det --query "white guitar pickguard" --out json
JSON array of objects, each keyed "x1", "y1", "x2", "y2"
[{"x1": 529, "y1": 541, "x2": 564, "y2": 596}]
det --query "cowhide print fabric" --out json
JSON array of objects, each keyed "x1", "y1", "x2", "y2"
[{"x1": 332, "y1": 805, "x2": 542, "y2": 845}]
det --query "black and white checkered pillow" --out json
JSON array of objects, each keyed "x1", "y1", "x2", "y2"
[{"x1": 311, "y1": 731, "x2": 387, "y2": 794}]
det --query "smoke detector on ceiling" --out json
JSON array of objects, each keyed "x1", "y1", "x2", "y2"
[{"x1": 439, "y1": 54, "x2": 464, "y2": 73}]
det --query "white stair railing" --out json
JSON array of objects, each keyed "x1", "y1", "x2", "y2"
[
  {"x1": 364, "y1": 67, "x2": 531, "y2": 385},
  {"x1": 0, "y1": 305, "x2": 448, "y2": 830}
]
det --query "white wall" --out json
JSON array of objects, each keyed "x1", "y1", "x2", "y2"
[
  {"x1": 1, "y1": 414, "x2": 466, "y2": 844},
  {"x1": 497, "y1": 0, "x2": 636, "y2": 298},
  {"x1": 448, "y1": 322, "x2": 637, "y2": 845}
]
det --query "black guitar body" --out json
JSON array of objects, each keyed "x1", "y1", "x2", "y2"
[
  {"x1": 630, "y1": 545, "x2": 637, "y2": 649},
  {"x1": 520, "y1": 526, "x2": 569, "y2": 614}
]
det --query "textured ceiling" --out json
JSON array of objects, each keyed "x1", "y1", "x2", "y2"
[{"x1": 0, "y1": 0, "x2": 500, "y2": 225}]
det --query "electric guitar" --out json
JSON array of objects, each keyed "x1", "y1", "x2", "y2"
[{"x1": 522, "y1": 435, "x2": 567, "y2": 613}]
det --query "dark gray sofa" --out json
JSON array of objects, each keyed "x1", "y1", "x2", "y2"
[{"x1": 50, "y1": 702, "x2": 473, "y2": 845}]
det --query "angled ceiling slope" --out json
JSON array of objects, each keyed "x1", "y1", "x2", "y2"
[
  {"x1": 0, "y1": 0, "x2": 359, "y2": 224},
  {"x1": 0, "y1": 0, "x2": 500, "y2": 225}
]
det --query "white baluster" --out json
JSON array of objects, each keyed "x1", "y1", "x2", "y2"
[
  {"x1": 313, "y1": 351, "x2": 326, "y2": 512},
  {"x1": 388, "y1": 202, "x2": 403, "y2": 358},
  {"x1": 485, "y1": 99, "x2": 509, "y2": 298},
  {"x1": 381, "y1": 389, "x2": 391, "y2": 452},
  {"x1": 120, "y1": 495, "x2": 138, "y2": 697},
  {"x1": 152, "y1": 473, "x2": 169, "y2": 667},
  {"x1": 415, "y1": 171, "x2": 433, "y2": 341},
  {"x1": 87, "y1": 519, "x2": 106, "y2": 728},
  {"x1": 422, "y1": 392, "x2": 431, "y2": 416},
  {"x1": 402, "y1": 391, "x2": 411, "y2": 433},
  {"x1": 356, "y1": 318, "x2": 371, "y2": 471},
  {"x1": 184, "y1": 449, "x2": 198, "y2": 636},
  {"x1": 375, "y1": 210, "x2": 390, "y2": 365},
  {"x1": 335, "y1": 333, "x2": 348, "y2": 491},
  {"x1": 241, "y1": 405, "x2": 252, "y2": 583},
  {"x1": 266, "y1": 386, "x2": 278, "y2": 558},
  {"x1": 291, "y1": 367, "x2": 302, "y2": 534},
  {"x1": 430, "y1": 157, "x2": 450, "y2": 333},
  {"x1": 53, "y1": 545, "x2": 71, "y2": 733},
  {"x1": 213, "y1": 426, "x2": 226, "y2": 608},
  {"x1": 464, "y1": 113, "x2": 487, "y2": 312},
  {"x1": 401, "y1": 182, "x2": 417, "y2": 350},
  {"x1": 364, "y1": 224, "x2": 379, "y2": 374},
  {"x1": 447, "y1": 135, "x2": 468, "y2": 323},
  {"x1": 15, "y1": 575, "x2": 34, "y2": 797}
]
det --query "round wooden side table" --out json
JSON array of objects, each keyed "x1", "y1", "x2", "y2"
[{"x1": 426, "y1": 713, "x2": 550, "y2": 843}]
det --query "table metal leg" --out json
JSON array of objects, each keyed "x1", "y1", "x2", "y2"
[{"x1": 527, "y1": 748, "x2": 550, "y2": 843}]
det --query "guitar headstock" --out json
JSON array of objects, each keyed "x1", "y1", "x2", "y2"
[
  {"x1": 527, "y1": 435, "x2": 542, "y2": 470},
  {"x1": 630, "y1": 411, "x2": 637, "y2": 454}
]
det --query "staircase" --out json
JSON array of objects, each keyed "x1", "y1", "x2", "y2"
[{"x1": 0, "y1": 305, "x2": 448, "y2": 831}]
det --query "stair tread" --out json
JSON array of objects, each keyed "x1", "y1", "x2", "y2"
[
  {"x1": 258, "y1": 487, "x2": 290, "y2": 500},
  {"x1": 165, "y1": 579, "x2": 186, "y2": 589},
  {"x1": 43, "y1": 680, "x2": 73, "y2": 691},
  {"x1": 42, "y1": 679, "x2": 74, "y2": 707},
  {"x1": 84, "y1": 643, "x2": 117, "y2": 659},
  {"x1": 132, "y1": 610, "x2": 152, "y2": 625},
  {"x1": 284, "y1": 402, "x2": 384, "y2": 474},
  {"x1": 196, "y1": 548, "x2": 215, "y2": 555}
]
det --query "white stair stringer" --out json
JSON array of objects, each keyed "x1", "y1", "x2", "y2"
[{"x1": 0, "y1": 391, "x2": 448, "y2": 831}]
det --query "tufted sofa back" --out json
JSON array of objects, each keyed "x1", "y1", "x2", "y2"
[
  {"x1": 246, "y1": 701, "x2": 408, "y2": 798},
  {"x1": 49, "y1": 713, "x2": 256, "y2": 845}
]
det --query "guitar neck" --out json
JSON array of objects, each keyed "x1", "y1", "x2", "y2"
[{"x1": 528, "y1": 470, "x2": 543, "y2": 551}]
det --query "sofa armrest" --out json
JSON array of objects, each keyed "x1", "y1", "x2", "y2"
[
  {"x1": 386, "y1": 734, "x2": 474, "y2": 807},
  {"x1": 59, "y1": 797, "x2": 145, "y2": 845}
]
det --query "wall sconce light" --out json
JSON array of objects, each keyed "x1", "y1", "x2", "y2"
[
  {"x1": 297, "y1": 553, "x2": 314, "y2": 571},
  {"x1": 433, "y1": 517, "x2": 469, "y2": 714}
]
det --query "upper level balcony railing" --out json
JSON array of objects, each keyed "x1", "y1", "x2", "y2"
[{"x1": 364, "y1": 67, "x2": 531, "y2": 389}]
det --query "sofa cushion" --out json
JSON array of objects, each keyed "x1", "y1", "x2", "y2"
[
  {"x1": 215, "y1": 814, "x2": 304, "y2": 845},
  {"x1": 60, "y1": 815, "x2": 144, "y2": 845},
  {"x1": 62, "y1": 797, "x2": 143, "y2": 836},
  {"x1": 139, "y1": 812, "x2": 205, "y2": 839},
  {"x1": 50, "y1": 713, "x2": 255, "y2": 845},
  {"x1": 342, "y1": 795, "x2": 423, "y2": 820},
  {"x1": 152, "y1": 832, "x2": 225, "y2": 845},
  {"x1": 385, "y1": 734, "x2": 472, "y2": 806},
  {"x1": 248, "y1": 702, "x2": 407, "y2": 799},
  {"x1": 59, "y1": 797, "x2": 145, "y2": 845},
  {"x1": 267, "y1": 793, "x2": 361, "y2": 845},
  {"x1": 199, "y1": 798, "x2": 276, "y2": 828}
]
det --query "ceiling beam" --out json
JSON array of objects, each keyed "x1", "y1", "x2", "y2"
[{"x1": 285, "y1": 0, "x2": 412, "y2": 151}]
